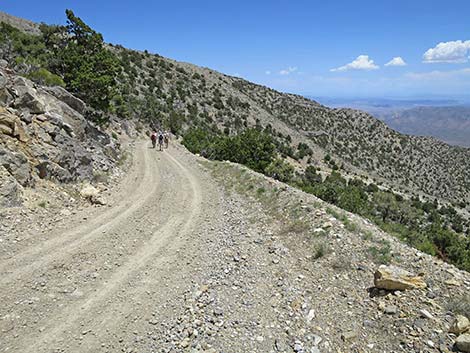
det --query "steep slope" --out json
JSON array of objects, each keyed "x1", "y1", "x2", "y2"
[
  {"x1": 314, "y1": 98, "x2": 470, "y2": 148},
  {"x1": 0, "y1": 11, "x2": 40, "y2": 35},
  {"x1": 1, "y1": 11, "x2": 469, "y2": 205},
  {"x1": 110, "y1": 47, "x2": 470, "y2": 204}
]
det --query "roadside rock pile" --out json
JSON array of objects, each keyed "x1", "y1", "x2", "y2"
[{"x1": 0, "y1": 65, "x2": 120, "y2": 206}]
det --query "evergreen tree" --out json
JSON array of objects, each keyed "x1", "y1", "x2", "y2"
[{"x1": 50, "y1": 10, "x2": 120, "y2": 112}]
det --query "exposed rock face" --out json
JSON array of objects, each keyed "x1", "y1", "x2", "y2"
[
  {"x1": 11, "y1": 76, "x2": 46, "y2": 114},
  {"x1": 0, "y1": 165, "x2": 23, "y2": 206},
  {"x1": 42, "y1": 86, "x2": 86, "y2": 114},
  {"x1": 0, "y1": 67, "x2": 121, "y2": 206},
  {"x1": 374, "y1": 265, "x2": 427, "y2": 290},
  {"x1": 0, "y1": 107, "x2": 28, "y2": 141},
  {"x1": 0, "y1": 145, "x2": 32, "y2": 186}
]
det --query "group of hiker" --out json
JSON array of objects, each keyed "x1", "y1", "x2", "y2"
[{"x1": 150, "y1": 130, "x2": 170, "y2": 151}]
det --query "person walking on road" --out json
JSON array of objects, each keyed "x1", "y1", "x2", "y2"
[
  {"x1": 150, "y1": 131, "x2": 157, "y2": 148},
  {"x1": 164, "y1": 131, "x2": 169, "y2": 149},
  {"x1": 158, "y1": 130, "x2": 164, "y2": 151}
]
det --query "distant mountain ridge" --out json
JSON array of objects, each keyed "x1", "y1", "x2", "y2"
[
  {"x1": 315, "y1": 97, "x2": 470, "y2": 148},
  {"x1": 385, "y1": 106, "x2": 470, "y2": 147}
]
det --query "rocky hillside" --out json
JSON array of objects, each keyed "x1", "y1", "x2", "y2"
[
  {"x1": 0, "y1": 11, "x2": 40, "y2": 35},
  {"x1": 111, "y1": 48, "x2": 470, "y2": 205},
  {"x1": 1, "y1": 11, "x2": 469, "y2": 205},
  {"x1": 0, "y1": 64, "x2": 121, "y2": 207},
  {"x1": 204, "y1": 158, "x2": 470, "y2": 353}
]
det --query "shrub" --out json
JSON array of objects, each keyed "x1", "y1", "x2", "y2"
[
  {"x1": 182, "y1": 128, "x2": 216, "y2": 155},
  {"x1": 303, "y1": 165, "x2": 322, "y2": 185},
  {"x1": 265, "y1": 158, "x2": 294, "y2": 182},
  {"x1": 25, "y1": 68, "x2": 65, "y2": 87},
  {"x1": 368, "y1": 241, "x2": 392, "y2": 264},
  {"x1": 313, "y1": 242, "x2": 330, "y2": 260},
  {"x1": 183, "y1": 128, "x2": 275, "y2": 173}
]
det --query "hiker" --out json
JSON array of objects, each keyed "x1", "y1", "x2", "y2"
[
  {"x1": 158, "y1": 130, "x2": 164, "y2": 151},
  {"x1": 150, "y1": 131, "x2": 157, "y2": 148},
  {"x1": 164, "y1": 131, "x2": 169, "y2": 149}
]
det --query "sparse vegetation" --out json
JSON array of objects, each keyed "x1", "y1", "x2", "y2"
[
  {"x1": 368, "y1": 240, "x2": 392, "y2": 264},
  {"x1": 282, "y1": 219, "x2": 310, "y2": 235},
  {"x1": 313, "y1": 241, "x2": 330, "y2": 260}
]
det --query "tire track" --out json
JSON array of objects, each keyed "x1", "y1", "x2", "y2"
[
  {"x1": 0, "y1": 142, "x2": 159, "y2": 285},
  {"x1": 11, "y1": 145, "x2": 204, "y2": 353}
]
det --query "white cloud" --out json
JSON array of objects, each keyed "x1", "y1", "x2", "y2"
[
  {"x1": 265, "y1": 70, "x2": 271, "y2": 75},
  {"x1": 279, "y1": 66, "x2": 298, "y2": 75},
  {"x1": 423, "y1": 40, "x2": 470, "y2": 63},
  {"x1": 330, "y1": 55, "x2": 379, "y2": 72},
  {"x1": 385, "y1": 57, "x2": 407, "y2": 67}
]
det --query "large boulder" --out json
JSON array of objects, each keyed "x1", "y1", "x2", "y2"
[
  {"x1": 456, "y1": 333, "x2": 470, "y2": 352},
  {"x1": 374, "y1": 265, "x2": 427, "y2": 291},
  {"x1": 15, "y1": 90, "x2": 46, "y2": 114},
  {"x1": 42, "y1": 86, "x2": 86, "y2": 114},
  {"x1": 80, "y1": 184, "x2": 106, "y2": 205},
  {"x1": 54, "y1": 134, "x2": 94, "y2": 181},
  {"x1": 10, "y1": 76, "x2": 46, "y2": 114},
  {"x1": 451, "y1": 315, "x2": 470, "y2": 335},
  {"x1": 0, "y1": 166, "x2": 23, "y2": 207}
]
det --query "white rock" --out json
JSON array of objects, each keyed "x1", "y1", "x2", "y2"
[
  {"x1": 450, "y1": 315, "x2": 470, "y2": 335},
  {"x1": 420, "y1": 309, "x2": 434, "y2": 320},
  {"x1": 306, "y1": 309, "x2": 315, "y2": 322}
]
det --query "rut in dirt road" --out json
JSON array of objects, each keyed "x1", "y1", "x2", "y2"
[
  {"x1": 0, "y1": 142, "x2": 160, "y2": 285},
  {"x1": 0, "y1": 143, "x2": 219, "y2": 353}
]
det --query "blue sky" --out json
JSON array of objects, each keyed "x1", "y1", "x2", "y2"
[{"x1": 2, "y1": 0, "x2": 470, "y2": 98}]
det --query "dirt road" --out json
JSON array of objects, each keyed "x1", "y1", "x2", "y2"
[
  {"x1": 3, "y1": 142, "x2": 469, "y2": 353},
  {"x1": 0, "y1": 142, "x2": 226, "y2": 352}
]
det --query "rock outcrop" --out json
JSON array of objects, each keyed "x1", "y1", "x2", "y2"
[
  {"x1": 0, "y1": 66, "x2": 120, "y2": 206},
  {"x1": 0, "y1": 165, "x2": 22, "y2": 207}
]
